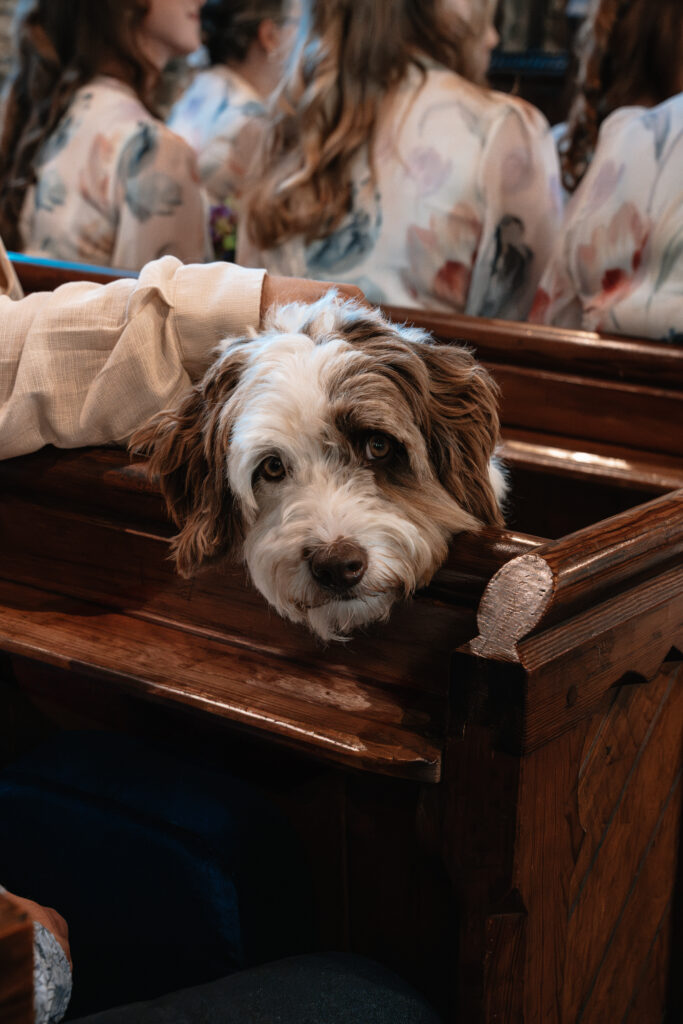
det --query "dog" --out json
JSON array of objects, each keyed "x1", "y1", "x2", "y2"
[{"x1": 131, "y1": 294, "x2": 505, "y2": 641}]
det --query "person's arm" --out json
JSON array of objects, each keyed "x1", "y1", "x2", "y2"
[
  {"x1": 110, "y1": 123, "x2": 212, "y2": 270},
  {"x1": 0, "y1": 256, "x2": 363, "y2": 461},
  {"x1": 467, "y1": 100, "x2": 564, "y2": 321}
]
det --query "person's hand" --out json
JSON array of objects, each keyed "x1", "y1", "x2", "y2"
[
  {"x1": 259, "y1": 273, "x2": 366, "y2": 323},
  {"x1": 3, "y1": 891, "x2": 72, "y2": 968}
]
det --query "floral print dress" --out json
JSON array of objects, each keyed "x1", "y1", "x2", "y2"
[
  {"x1": 238, "y1": 60, "x2": 563, "y2": 319},
  {"x1": 532, "y1": 93, "x2": 683, "y2": 342},
  {"x1": 168, "y1": 65, "x2": 264, "y2": 204},
  {"x1": 19, "y1": 76, "x2": 211, "y2": 271}
]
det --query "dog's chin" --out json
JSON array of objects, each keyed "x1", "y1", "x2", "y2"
[{"x1": 281, "y1": 589, "x2": 399, "y2": 643}]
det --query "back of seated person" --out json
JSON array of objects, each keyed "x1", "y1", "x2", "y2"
[
  {"x1": 237, "y1": 0, "x2": 563, "y2": 320},
  {"x1": 0, "y1": 0, "x2": 211, "y2": 271},
  {"x1": 532, "y1": 0, "x2": 683, "y2": 340},
  {"x1": 168, "y1": 0, "x2": 294, "y2": 211}
]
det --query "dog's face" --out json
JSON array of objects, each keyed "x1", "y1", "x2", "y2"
[{"x1": 132, "y1": 295, "x2": 504, "y2": 640}]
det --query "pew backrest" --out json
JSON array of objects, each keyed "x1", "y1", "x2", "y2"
[{"x1": 10, "y1": 253, "x2": 683, "y2": 497}]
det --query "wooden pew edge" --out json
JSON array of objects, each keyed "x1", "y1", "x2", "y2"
[
  {"x1": 382, "y1": 303, "x2": 683, "y2": 388},
  {"x1": 10, "y1": 254, "x2": 678, "y2": 389},
  {"x1": 0, "y1": 576, "x2": 444, "y2": 782},
  {"x1": 469, "y1": 488, "x2": 683, "y2": 661},
  {"x1": 499, "y1": 433, "x2": 683, "y2": 494}
]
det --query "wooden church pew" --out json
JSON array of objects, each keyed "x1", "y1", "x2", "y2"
[
  {"x1": 0, "y1": 443, "x2": 681, "y2": 1022},
  {"x1": 3, "y1": 254, "x2": 682, "y2": 1020},
  {"x1": 0, "y1": 894, "x2": 33, "y2": 1024}
]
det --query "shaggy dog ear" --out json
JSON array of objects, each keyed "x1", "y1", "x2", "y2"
[
  {"x1": 130, "y1": 347, "x2": 248, "y2": 576},
  {"x1": 413, "y1": 340, "x2": 504, "y2": 526}
]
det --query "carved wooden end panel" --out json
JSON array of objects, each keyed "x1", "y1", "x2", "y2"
[{"x1": 445, "y1": 490, "x2": 683, "y2": 1024}]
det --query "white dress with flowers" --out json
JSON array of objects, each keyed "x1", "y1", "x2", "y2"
[
  {"x1": 19, "y1": 76, "x2": 211, "y2": 271},
  {"x1": 238, "y1": 60, "x2": 563, "y2": 319},
  {"x1": 532, "y1": 94, "x2": 683, "y2": 342},
  {"x1": 168, "y1": 65, "x2": 264, "y2": 205}
]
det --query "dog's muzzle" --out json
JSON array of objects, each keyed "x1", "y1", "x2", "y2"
[{"x1": 307, "y1": 539, "x2": 368, "y2": 594}]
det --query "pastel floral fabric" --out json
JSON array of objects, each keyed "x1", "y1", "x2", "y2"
[
  {"x1": 532, "y1": 94, "x2": 683, "y2": 341},
  {"x1": 168, "y1": 66, "x2": 265, "y2": 205},
  {"x1": 239, "y1": 61, "x2": 563, "y2": 319},
  {"x1": 19, "y1": 77, "x2": 211, "y2": 271}
]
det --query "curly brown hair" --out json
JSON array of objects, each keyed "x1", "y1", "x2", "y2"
[
  {"x1": 0, "y1": 0, "x2": 153, "y2": 250},
  {"x1": 561, "y1": 0, "x2": 683, "y2": 192},
  {"x1": 243, "y1": 0, "x2": 492, "y2": 252}
]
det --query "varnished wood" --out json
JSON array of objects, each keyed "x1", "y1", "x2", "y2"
[
  {"x1": 500, "y1": 430, "x2": 683, "y2": 495},
  {"x1": 471, "y1": 489, "x2": 683, "y2": 661},
  {"x1": 0, "y1": 894, "x2": 33, "y2": 1024},
  {"x1": 382, "y1": 304, "x2": 683, "y2": 389},
  {"x1": 564, "y1": 673, "x2": 682, "y2": 1022},
  {"x1": 2, "y1": 255, "x2": 682, "y2": 1022},
  {"x1": 382, "y1": 303, "x2": 683, "y2": 493}
]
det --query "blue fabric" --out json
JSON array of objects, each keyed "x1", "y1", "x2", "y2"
[{"x1": 0, "y1": 732, "x2": 313, "y2": 1019}]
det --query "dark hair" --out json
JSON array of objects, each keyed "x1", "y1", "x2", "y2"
[
  {"x1": 562, "y1": 0, "x2": 683, "y2": 192},
  {"x1": 0, "y1": 0, "x2": 153, "y2": 250},
  {"x1": 201, "y1": 0, "x2": 285, "y2": 66},
  {"x1": 245, "y1": 0, "x2": 488, "y2": 250}
]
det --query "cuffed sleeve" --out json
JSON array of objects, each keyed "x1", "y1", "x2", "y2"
[{"x1": 0, "y1": 257, "x2": 265, "y2": 460}]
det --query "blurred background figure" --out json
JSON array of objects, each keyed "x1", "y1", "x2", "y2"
[
  {"x1": 238, "y1": 0, "x2": 562, "y2": 319},
  {"x1": 532, "y1": 0, "x2": 683, "y2": 340},
  {"x1": 558, "y1": 0, "x2": 683, "y2": 192},
  {"x1": 168, "y1": 0, "x2": 296, "y2": 261},
  {"x1": 0, "y1": 0, "x2": 211, "y2": 269},
  {"x1": 168, "y1": 0, "x2": 294, "y2": 202}
]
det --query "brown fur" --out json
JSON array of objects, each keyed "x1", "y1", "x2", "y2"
[
  {"x1": 132, "y1": 302, "x2": 503, "y2": 586},
  {"x1": 328, "y1": 324, "x2": 503, "y2": 526},
  {"x1": 130, "y1": 345, "x2": 249, "y2": 576}
]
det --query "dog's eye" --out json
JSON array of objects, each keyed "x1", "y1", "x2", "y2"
[
  {"x1": 365, "y1": 433, "x2": 393, "y2": 462},
  {"x1": 259, "y1": 455, "x2": 287, "y2": 482}
]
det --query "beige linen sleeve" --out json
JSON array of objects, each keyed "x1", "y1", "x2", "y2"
[{"x1": 0, "y1": 256, "x2": 265, "y2": 460}]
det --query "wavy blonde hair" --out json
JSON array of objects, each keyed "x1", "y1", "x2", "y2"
[{"x1": 244, "y1": 0, "x2": 489, "y2": 250}]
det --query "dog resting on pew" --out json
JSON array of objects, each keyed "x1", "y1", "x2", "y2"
[{"x1": 132, "y1": 294, "x2": 505, "y2": 640}]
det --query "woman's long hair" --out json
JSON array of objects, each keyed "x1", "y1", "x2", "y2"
[
  {"x1": 561, "y1": 0, "x2": 683, "y2": 192},
  {"x1": 244, "y1": 0, "x2": 488, "y2": 251},
  {"x1": 0, "y1": 0, "x2": 152, "y2": 250}
]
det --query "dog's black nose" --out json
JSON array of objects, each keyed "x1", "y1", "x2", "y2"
[{"x1": 308, "y1": 540, "x2": 368, "y2": 592}]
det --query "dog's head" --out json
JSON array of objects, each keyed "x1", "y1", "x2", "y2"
[{"x1": 131, "y1": 294, "x2": 504, "y2": 640}]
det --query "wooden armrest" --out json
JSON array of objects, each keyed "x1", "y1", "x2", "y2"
[{"x1": 471, "y1": 489, "x2": 683, "y2": 660}]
